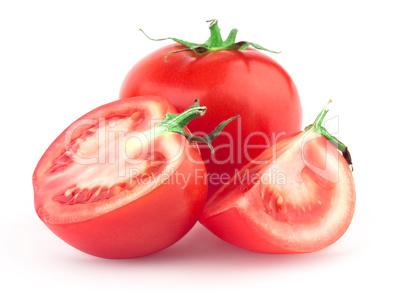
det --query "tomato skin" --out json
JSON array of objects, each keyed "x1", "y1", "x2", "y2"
[
  {"x1": 203, "y1": 208, "x2": 293, "y2": 254},
  {"x1": 200, "y1": 132, "x2": 356, "y2": 254},
  {"x1": 33, "y1": 96, "x2": 207, "y2": 259},
  {"x1": 43, "y1": 158, "x2": 206, "y2": 259},
  {"x1": 120, "y1": 44, "x2": 302, "y2": 196}
]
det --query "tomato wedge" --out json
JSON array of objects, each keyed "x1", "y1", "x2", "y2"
[
  {"x1": 200, "y1": 101, "x2": 356, "y2": 253},
  {"x1": 33, "y1": 96, "x2": 237, "y2": 258}
]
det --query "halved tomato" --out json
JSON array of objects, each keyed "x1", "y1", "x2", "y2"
[
  {"x1": 200, "y1": 101, "x2": 356, "y2": 253},
  {"x1": 33, "y1": 96, "x2": 235, "y2": 259}
]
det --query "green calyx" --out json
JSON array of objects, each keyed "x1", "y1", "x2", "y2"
[
  {"x1": 140, "y1": 19, "x2": 280, "y2": 62},
  {"x1": 304, "y1": 100, "x2": 354, "y2": 171},
  {"x1": 157, "y1": 99, "x2": 239, "y2": 153}
]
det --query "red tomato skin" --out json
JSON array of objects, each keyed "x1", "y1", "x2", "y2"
[
  {"x1": 120, "y1": 44, "x2": 302, "y2": 196},
  {"x1": 203, "y1": 208, "x2": 292, "y2": 254},
  {"x1": 199, "y1": 132, "x2": 356, "y2": 254},
  {"x1": 33, "y1": 96, "x2": 207, "y2": 259},
  {"x1": 43, "y1": 158, "x2": 206, "y2": 259}
]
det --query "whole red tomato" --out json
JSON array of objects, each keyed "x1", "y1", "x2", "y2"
[
  {"x1": 120, "y1": 20, "x2": 302, "y2": 196},
  {"x1": 33, "y1": 96, "x2": 235, "y2": 259},
  {"x1": 200, "y1": 101, "x2": 356, "y2": 253}
]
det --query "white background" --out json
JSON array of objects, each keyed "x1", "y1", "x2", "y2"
[{"x1": 1, "y1": 0, "x2": 401, "y2": 299}]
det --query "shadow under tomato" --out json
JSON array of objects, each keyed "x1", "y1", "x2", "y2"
[
  {"x1": 90, "y1": 222, "x2": 356, "y2": 271},
  {"x1": 61, "y1": 221, "x2": 358, "y2": 276}
]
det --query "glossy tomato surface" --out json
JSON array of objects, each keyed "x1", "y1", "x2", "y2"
[
  {"x1": 33, "y1": 96, "x2": 207, "y2": 259},
  {"x1": 200, "y1": 130, "x2": 356, "y2": 253},
  {"x1": 120, "y1": 44, "x2": 302, "y2": 196}
]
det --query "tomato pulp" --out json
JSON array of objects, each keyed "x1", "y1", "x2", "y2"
[
  {"x1": 33, "y1": 96, "x2": 209, "y2": 258},
  {"x1": 200, "y1": 102, "x2": 356, "y2": 253},
  {"x1": 120, "y1": 21, "x2": 302, "y2": 196}
]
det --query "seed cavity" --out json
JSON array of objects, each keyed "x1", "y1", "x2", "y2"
[
  {"x1": 144, "y1": 151, "x2": 167, "y2": 174},
  {"x1": 263, "y1": 185, "x2": 286, "y2": 218},
  {"x1": 49, "y1": 110, "x2": 167, "y2": 206},
  {"x1": 130, "y1": 112, "x2": 145, "y2": 129},
  {"x1": 54, "y1": 181, "x2": 131, "y2": 205},
  {"x1": 53, "y1": 151, "x2": 167, "y2": 206},
  {"x1": 276, "y1": 195, "x2": 284, "y2": 206},
  {"x1": 48, "y1": 112, "x2": 146, "y2": 175}
]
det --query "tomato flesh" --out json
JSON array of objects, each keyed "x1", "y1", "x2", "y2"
[
  {"x1": 33, "y1": 96, "x2": 207, "y2": 258},
  {"x1": 200, "y1": 131, "x2": 356, "y2": 253}
]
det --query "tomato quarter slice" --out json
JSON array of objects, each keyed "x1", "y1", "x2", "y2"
[{"x1": 200, "y1": 102, "x2": 356, "y2": 253}]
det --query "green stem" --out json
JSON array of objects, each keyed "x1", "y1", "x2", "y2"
[
  {"x1": 140, "y1": 19, "x2": 280, "y2": 62},
  {"x1": 206, "y1": 19, "x2": 223, "y2": 47},
  {"x1": 157, "y1": 99, "x2": 239, "y2": 153},
  {"x1": 304, "y1": 100, "x2": 354, "y2": 171}
]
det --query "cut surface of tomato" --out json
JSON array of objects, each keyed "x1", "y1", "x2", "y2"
[
  {"x1": 200, "y1": 103, "x2": 356, "y2": 253},
  {"x1": 33, "y1": 96, "x2": 210, "y2": 258}
]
